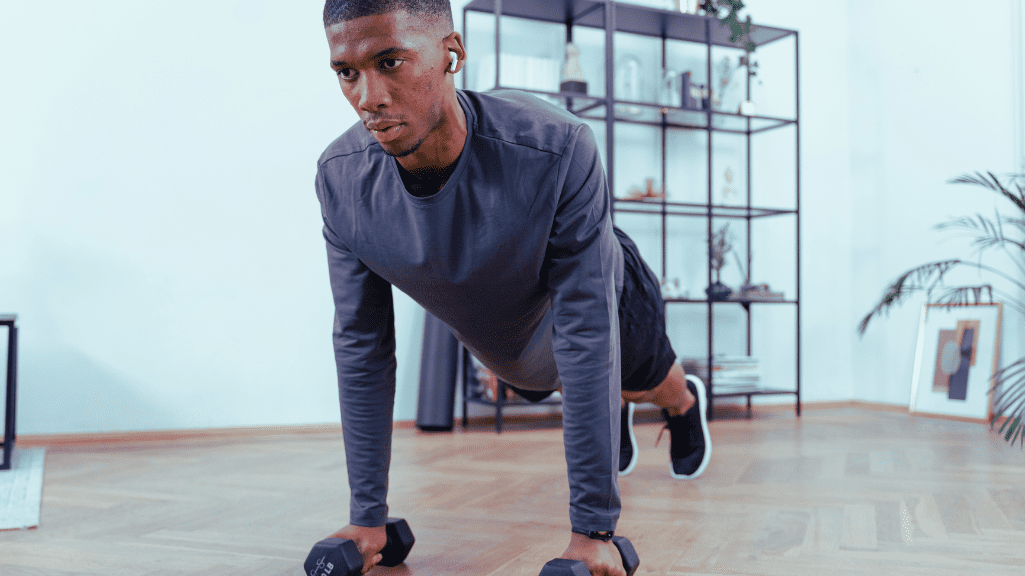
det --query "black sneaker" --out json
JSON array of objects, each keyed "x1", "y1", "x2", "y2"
[
  {"x1": 658, "y1": 375, "x2": 711, "y2": 479},
  {"x1": 619, "y1": 402, "x2": 638, "y2": 476}
]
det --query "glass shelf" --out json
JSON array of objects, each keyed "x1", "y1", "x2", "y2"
[
  {"x1": 665, "y1": 298, "x2": 797, "y2": 305},
  {"x1": 464, "y1": 0, "x2": 795, "y2": 48},
  {"x1": 612, "y1": 198, "x2": 797, "y2": 219},
  {"x1": 503, "y1": 87, "x2": 797, "y2": 134},
  {"x1": 711, "y1": 387, "x2": 797, "y2": 398}
]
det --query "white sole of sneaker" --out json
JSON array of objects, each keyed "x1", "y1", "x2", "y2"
[
  {"x1": 619, "y1": 402, "x2": 638, "y2": 477},
  {"x1": 669, "y1": 374, "x2": 712, "y2": 480}
]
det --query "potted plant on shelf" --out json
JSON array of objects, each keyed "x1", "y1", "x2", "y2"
[
  {"x1": 701, "y1": 0, "x2": 759, "y2": 114},
  {"x1": 706, "y1": 223, "x2": 734, "y2": 301},
  {"x1": 858, "y1": 170, "x2": 1025, "y2": 447}
]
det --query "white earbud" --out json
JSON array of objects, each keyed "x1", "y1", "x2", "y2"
[{"x1": 448, "y1": 51, "x2": 458, "y2": 72}]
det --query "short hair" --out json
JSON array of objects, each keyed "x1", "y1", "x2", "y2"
[{"x1": 323, "y1": 0, "x2": 453, "y2": 29}]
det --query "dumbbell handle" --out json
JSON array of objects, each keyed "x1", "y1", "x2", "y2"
[
  {"x1": 305, "y1": 518, "x2": 415, "y2": 576},
  {"x1": 538, "y1": 536, "x2": 639, "y2": 576}
]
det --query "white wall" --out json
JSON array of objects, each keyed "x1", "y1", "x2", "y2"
[
  {"x1": 0, "y1": 0, "x2": 429, "y2": 434},
  {"x1": 2, "y1": 1, "x2": 1021, "y2": 435},
  {"x1": 848, "y1": 0, "x2": 1024, "y2": 407}
]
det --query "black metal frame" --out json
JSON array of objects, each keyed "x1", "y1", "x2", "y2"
[
  {"x1": 1, "y1": 315, "x2": 17, "y2": 471},
  {"x1": 461, "y1": 0, "x2": 800, "y2": 429},
  {"x1": 459, "y1": 348, "x2": 563, "y2": 434}
]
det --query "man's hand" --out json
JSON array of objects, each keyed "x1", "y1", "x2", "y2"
[
  {"x1": 560, "y1": 532, "x2": 627, "y2": 576},
  {"x1": 324, "y1": 524, "x2": 387, "y2": 575}
]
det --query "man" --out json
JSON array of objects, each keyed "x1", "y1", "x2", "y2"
[{"x1": 314, "y1": 1, "x2": 711, "y2": 574}]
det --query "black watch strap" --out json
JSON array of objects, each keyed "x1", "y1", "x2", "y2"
[{"x1": 572, "y1": 528, "x2": 614, "y2": 541}]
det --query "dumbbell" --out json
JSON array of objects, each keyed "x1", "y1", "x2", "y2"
[
  {"x1": 304, "y1": 517, "x2": 415, "y2": 576},
  {"x1": 538, "y1": 536, "x2": 639, "y2": 576}
]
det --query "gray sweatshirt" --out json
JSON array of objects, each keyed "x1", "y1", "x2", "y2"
[{"x1": 315, "y1": 89, "x2": 624, "y2": 534}]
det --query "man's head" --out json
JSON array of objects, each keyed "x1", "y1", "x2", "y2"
[
  {"x1": 324, "y1": 0, "x2": 466, "y2": 164},
  {"x1": 323, "y1": 0, "x2": 453, "y2": 29}
]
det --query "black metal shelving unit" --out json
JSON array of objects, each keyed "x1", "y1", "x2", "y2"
[{"x1": 461, "y1": 0, "x2": 800, "y2": 428}]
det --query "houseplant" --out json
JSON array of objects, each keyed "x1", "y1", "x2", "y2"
[
  {"x1": 702, "y1": 0, "x2": 757, "y2": 53},
  {"x1": 858, "y1": 171, "x2": 1025, "y2": 446},
  {"x1": 706, "y1": 223, "x2": 735, "y2": 301},
  {"x1": 701, "y1": 0, "x2": 759, "y2": 113}
]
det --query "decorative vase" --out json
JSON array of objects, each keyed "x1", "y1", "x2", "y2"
[
  {"x1": 705, "y1": 281, "x2": 733, "y2": 301},
  {"x1": 560, "y1": 43, "x2": 588, "y2": 95}
]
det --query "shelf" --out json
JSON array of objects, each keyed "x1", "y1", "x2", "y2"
[
  {"x1": 465, "y1": 0, "x2": 795, "y2": 48},
  {"x1": 711, "y1": 387, "x2": 797, "y2": 398},
  {"x1": 665, "y1": 298, "x2": 797, "y2": 305},
  {"x1": 465, "y1": 395, "x2": 563, "y2": 408},
  {"x1": 464, "y1": 0, "x2": 801, "y2": 425},
  {"x1": 507, "y1": 88, "x2": 797, "y2": 134},
  {"x1": 601, "y1": 102, "x2": 796, "y2": 134},
  {"x1": 612, "y1": 198, "x2": 796, "y2": 219}
]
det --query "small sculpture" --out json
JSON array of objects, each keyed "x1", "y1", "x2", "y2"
[
  {"x1": 722, "y1": 167, "x2": 736, "y2": 199},
  {"x1": 560, "y1": 43, "x2": 588, "y2": 95},
  {"x1": 661, "y1": 278, "x2": 684, "y2": 299},
  {"x1": 624, "y1": 177, "x2": 667, "y2": 200}
]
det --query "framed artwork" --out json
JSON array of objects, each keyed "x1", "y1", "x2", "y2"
[{"x1": 910, "y1": 303, "x2": 1003, "y2": 420}]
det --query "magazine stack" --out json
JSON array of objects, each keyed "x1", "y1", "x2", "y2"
[{"x1": 682, "y1": 355, "x2": 761, "y2": 393}]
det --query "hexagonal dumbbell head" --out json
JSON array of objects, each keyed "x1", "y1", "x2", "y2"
[
  {"x1": 538, "y1": 558, "x2": 592, "y2": 576},
  {"x1": 612, "y1": 536, "x2": 640, "y2": 576},
  {"x1": 304, "y1": 538, "x2": 363, "y2": 576},
  {"x1": 379, "y1": 517, "x2": 416, "y2": 567}
]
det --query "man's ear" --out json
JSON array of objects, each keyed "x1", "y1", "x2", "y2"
[{"x1": 443, "y1": 31, "x2": 466, "y2": 74}]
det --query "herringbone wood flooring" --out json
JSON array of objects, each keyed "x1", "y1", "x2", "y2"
[{"x1": 2, "y1": 407, "x2": 1023, "y2": 575}]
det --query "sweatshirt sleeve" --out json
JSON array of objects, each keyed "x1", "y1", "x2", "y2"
[
  {"x1": 316, "y1": 167, "x2": 397, "y2": 528},
  {"x1": 545, "y1": 123, "x2": 622, "y2": 533}
]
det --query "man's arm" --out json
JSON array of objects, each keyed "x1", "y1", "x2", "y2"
[
  {"x1": 317, "y1": 168, "x2": 398, "y2": 529},
  {"x1": 545, "y1": 123, "x2": 622, "y2": 535}
]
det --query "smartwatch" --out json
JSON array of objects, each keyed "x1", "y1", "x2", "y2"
[{"x1": 572, "y1": 528, "x2": 614, "y2": 542}]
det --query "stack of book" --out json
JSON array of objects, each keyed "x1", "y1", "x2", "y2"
[
  {"x1": 682, "y1": 355, "x2": 761, "y2": 393},
  {"x1": 733, "y1": 284, "x2": 786, "y2": 301}
]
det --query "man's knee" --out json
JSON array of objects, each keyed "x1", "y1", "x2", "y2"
[{"x1": 621, "y1": 388, "x2": 656, "y2": 403}]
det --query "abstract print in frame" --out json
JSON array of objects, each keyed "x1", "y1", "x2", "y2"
[{"x1": 910, "y1": 303, "x2": 1003, "y2": 420}]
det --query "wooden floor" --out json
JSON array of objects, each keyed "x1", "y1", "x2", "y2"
[{"x1": 2, "y1": 407, "x2": 1024, "y2": 575}]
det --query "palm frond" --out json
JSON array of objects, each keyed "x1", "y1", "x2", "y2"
[
  {"x1": 857, "y1": 260, "x2": 961, "y2": 335},
  {"x1": 936, "y1": 213, "x2": 1025, "y2": 254},
  {"x1": 1002, "y1": 216, "x2": 1025, "y2": 237},
  {"x1": 990, "y1": 361, "x2": 1025, "y2": 447},
  {"x1": 929, "y1": 285, "x2": 996, "y2": 307},
  {"x1": 948, "y1": 170, "x2": 1025, "y2": 214}
]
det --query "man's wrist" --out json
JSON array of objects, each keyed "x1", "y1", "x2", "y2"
[{"x1": 571, "y1": 528, "x2": 614, "y2": 541}]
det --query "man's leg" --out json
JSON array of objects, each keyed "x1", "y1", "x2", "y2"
[
  {"x1": 612, "y1": 225, "x2": 711, "y2": 479},
  {"x1": 620, "y1": 362, "x2": 693, "y2": 416},
  {"x1": 620, "y1": 363, "x2": 711, "y2": 479}
]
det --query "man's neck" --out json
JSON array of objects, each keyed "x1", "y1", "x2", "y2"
[{"x1": 395, "y1": 91, "x2": 467, "y2": 174}]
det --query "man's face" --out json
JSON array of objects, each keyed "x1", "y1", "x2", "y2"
[{"x1": 326, "y1": 10, "x2": 451, "y2": 158}]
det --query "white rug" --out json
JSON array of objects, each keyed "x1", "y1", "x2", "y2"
[{"x1": 0, "y1": 447, "x2": 46, "y2": 530}]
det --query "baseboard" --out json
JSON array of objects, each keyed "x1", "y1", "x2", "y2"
[
  {"x1": 17, "y1": 423, "x2": 345, "y2": 447},
  {"x1": 445, "y1": 400, "x2": 998, "y2": 429},
  {"x1": 14, "y1": 401, "x2": 1003, "y2": 447}
]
